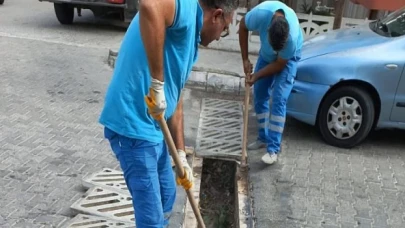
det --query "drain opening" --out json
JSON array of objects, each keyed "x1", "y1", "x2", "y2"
[{"x1": 199, "y1": 158, "x2": 236, "y2": 228}]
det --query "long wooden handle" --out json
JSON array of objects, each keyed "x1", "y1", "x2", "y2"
[
  {"x1": 241, "y1": 85, "x2": 250, "y2": 167},
  {"x1": 157, "y1": 118, "x2": 206, "y2": 228}
]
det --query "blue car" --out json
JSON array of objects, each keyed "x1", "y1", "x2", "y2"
[{"x1": 287, "y1": 6, "x2": 405, "y2": 148}]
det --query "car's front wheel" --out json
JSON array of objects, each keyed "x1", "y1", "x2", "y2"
[
  {"x1": 317, "y1": 86, "x2": 375, "y2": 148},
  {"x1": 54, "y1": 3, "x2": 74, "y2": 25},
  {"x1": 0, "y1": 0, "x2": 4, "y2": 5}
]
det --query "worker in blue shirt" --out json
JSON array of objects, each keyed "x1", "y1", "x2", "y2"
[
  {"x1": 239, "y1": 1, "x2": 303, "y2": 165},
  {"x1": 98, "y1": 0, "x2": 238, "y2": 227}
]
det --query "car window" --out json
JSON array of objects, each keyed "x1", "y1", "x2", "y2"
[
  {"x1": 385, "y1": 12, "x2": 405, "y2": 37},
  {"x1": 371, "y1": 6, "x2": 405, "y2": 37}
]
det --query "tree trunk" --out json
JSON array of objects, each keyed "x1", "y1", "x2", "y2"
[
  {"x1": 284, "y1": 0, "x2": 293, "y2": 7},
  {"x1": 333, "y1": 0, "x2": 346, "y2": 29},
  {"x1": 249, "y1": 0, "x2": 258, "y2": 9},
  {"x1": 368, "y1": 9, "x2": 379, "y2": 20}
]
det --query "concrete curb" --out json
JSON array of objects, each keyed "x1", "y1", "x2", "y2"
[
  {"x1": 182, "y1": 156, "x2": 203, "y2": 228},
  {"x1": 187, "y1": 71, "x2": 249, "y2": 96},
  {"x1": 235, "y1": 165, "x2": 254, "y2": 228},
  {"x1": 198, "y1": 45, "x2": 260, "y2": 56},
  {"x1": 108, "y1": 49, "x2": 248, "y2": 96}
]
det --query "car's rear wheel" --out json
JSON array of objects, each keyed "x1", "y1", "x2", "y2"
[
  {"x1": 0, "y1": 0, "x2": 4, "y2": 5},
  {"x1": 54, "y1": 3, "x2": 74, "y2": 25},
  {"x1": 317, "y1": 86, "x2": 375, "y2": 148}
]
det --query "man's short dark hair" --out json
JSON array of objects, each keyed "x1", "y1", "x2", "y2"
[
  {"x1": 200, "y1": 0, "x2": 238, "y2": 14},
  {"x1": 275, "y1": 9, "x2": 285, "y2": 16},
  {"x1": 268, "y1": 13, "x2": 289, "y2": 52}
]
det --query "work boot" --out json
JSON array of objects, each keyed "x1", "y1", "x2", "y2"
[
  {"x1": 247, "y1": 140, "x2": 266, "y2": 150},
  {"x1": 261, "y1": 153, "x2": 278, "y2": 165}
]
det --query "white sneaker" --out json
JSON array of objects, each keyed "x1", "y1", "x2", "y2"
[
  {"x1": 247, "y1": 140, "x2": 266, "y2": 150},
  {"x1": 261, "y1": 153, "x2": 278, "y2": 165}
]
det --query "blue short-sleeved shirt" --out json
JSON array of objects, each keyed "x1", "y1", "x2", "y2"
[
  {"x1": 98, "y1": 0, "x2": 203, "y2": 143},
  {"x1": 245, "y1": 1, "x2": 303, "y2": 63}
]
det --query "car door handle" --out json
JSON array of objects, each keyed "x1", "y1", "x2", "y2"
[
  {"x1": 385, "y1": 64, "x2": 398, "y2": 70},
  {"x1": 397, "y1": 102, "x2": 405, "y2": 108}
]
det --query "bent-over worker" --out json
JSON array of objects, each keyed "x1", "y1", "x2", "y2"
[{"x1": 239, "y1": 1, "x2": 303, "y2": 165}]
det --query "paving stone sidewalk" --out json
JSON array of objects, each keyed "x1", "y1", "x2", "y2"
[
  {"x1": 0, "y1": 38, "x2": 116, "y2": 227},
  {"x1": 0, "y1": 33, "x2": 251, "y2": 228},
  {"x1": 246, "y1": 109, "x2": 405, "y2": 228},
  {"x1": 0, "y1": 36, "x2": 198, "y2": 228},
  {"x1": 4, "y1": 17, "x2": 405, "y2": 228}
]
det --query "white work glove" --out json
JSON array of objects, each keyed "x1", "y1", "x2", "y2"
[
  {"x1": 176, "y1": 149, "x2": 194, "y2": 190},
  {"x1": 144, "y1": 78, "x2": 166, "y2": 120}
]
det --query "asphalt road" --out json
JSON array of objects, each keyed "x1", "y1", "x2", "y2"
[{"x1": 0, "y1": 0, "x2": 126, "y2": 49}]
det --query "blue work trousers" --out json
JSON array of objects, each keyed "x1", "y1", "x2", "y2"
[
  {"x1": 253, "y1": 55, "x2": 298, "y2": 153},
  {"x1": 104, "y1": 127, "x2": 176, "y2": 228}
]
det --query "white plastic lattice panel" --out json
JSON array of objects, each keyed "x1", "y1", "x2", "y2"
[
  {"x1": 196, "y1": 139, "x2": 242, "y2": 159},
  {"x1": 200, "y1": 108, "x2": 242, "y2": 120},
  {"x1": 200, "y1": 98, "x2": 242, "y2": 120},
  {"x1": 196, "y1": 98, "x2": 243, "y2": 158},
  {"x1": 63, "y1": 214, "x2": 134, "y2": 228},
  {"x1": 198, "y1": 127, "x2": 242, "y2": 142},
  {"x1": 199, "y1": 117, "x2": 242, "y2": 131},
  {"x1": 82, "y1": 168, "x2": 129, "y2": 196},
  {"x1": 71, "y1": 187, "x2": 135, "y2": 223},
  {"x1": 201, "y1": 98, "x2": 242, "y2": 112}
]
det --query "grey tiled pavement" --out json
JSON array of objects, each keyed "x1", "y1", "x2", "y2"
[
  {"x1": 0, "y1": 36, "x2": 119, "y2": 227},
  {"x1": 0, "y1": 34, "x2": 243, "y2": 227},
  {"x1": 0, "y1": 36, "x2": 192, "y2": 228},
  {"x1": 246, "y1": 108, "x2": 405, "y2": 228},
  {"x1": 2, "y1": 34, "x2": 405, "y2": 227}
]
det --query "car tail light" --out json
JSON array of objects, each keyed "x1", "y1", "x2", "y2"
[{"x1": 107, "y1": 0, "x2": 125, "y2": 3}]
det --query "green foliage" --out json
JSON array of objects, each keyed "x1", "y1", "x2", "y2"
[{"x1": 300, "y1": 0, "x2": 312, "y2": 14}]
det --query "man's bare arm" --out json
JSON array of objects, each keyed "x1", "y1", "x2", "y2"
[
  {"x1": 139, "y1": 0, "x2": 175, "y2": 82},
  {"x1": 168, "y1": 95, "x2": 185, "y2": 151},
  {"x1": 254, "y1": 56, "x2": 288, "y2": 80},
  {"x1": 239, "y1": 17, "x2": 250, "y2": 62}
]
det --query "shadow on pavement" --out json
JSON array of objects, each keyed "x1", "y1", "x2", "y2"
[
  {"x1": 366, "y1": 128, "x2": 405, "y2": 147},
  {"x1": 45, "y1": 11, "x2": 128, "y2": 32},
  {"x1": 285, "y1": 116, "x2": 405, "y2": 150}
]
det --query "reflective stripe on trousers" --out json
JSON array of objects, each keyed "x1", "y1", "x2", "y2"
[
  {"x1": 256, "y1": 111, "x2": 269, "y2": 139},
  {"x1": 253, "y1": 55, "x2": 297, "y2": 153}
]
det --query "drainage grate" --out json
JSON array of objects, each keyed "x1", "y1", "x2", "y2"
[
  {"x1": 198, "y1": 127, "x2": 242, "y2": 142},
  {"x1": 200, "y1": 108, "x2": 242, "y2": 120},
  {"x1": 197, "y1": 139, "x2": 242, "y2": 158},
  {"x1": 196, "y1": 98, "x2": 243, "y2": 158},
  {"x1": 71, "y1": 187, "x2": 135, "y2": 223},
  {"x1": 201, "y1": 98, "x2": 241, "y2": 112},
  {"x1": 82, "y1": 168, "x2": 129, "y2": 196},
  {"x1": 200, "y1": 98, "x2": 242, "y2": 120},
  {"x1": 62, "y1": 214, "x2": 134, "y2": 228},
  {"x1": 199, "y1": 117, "x2": 242, "y2": 131}
]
